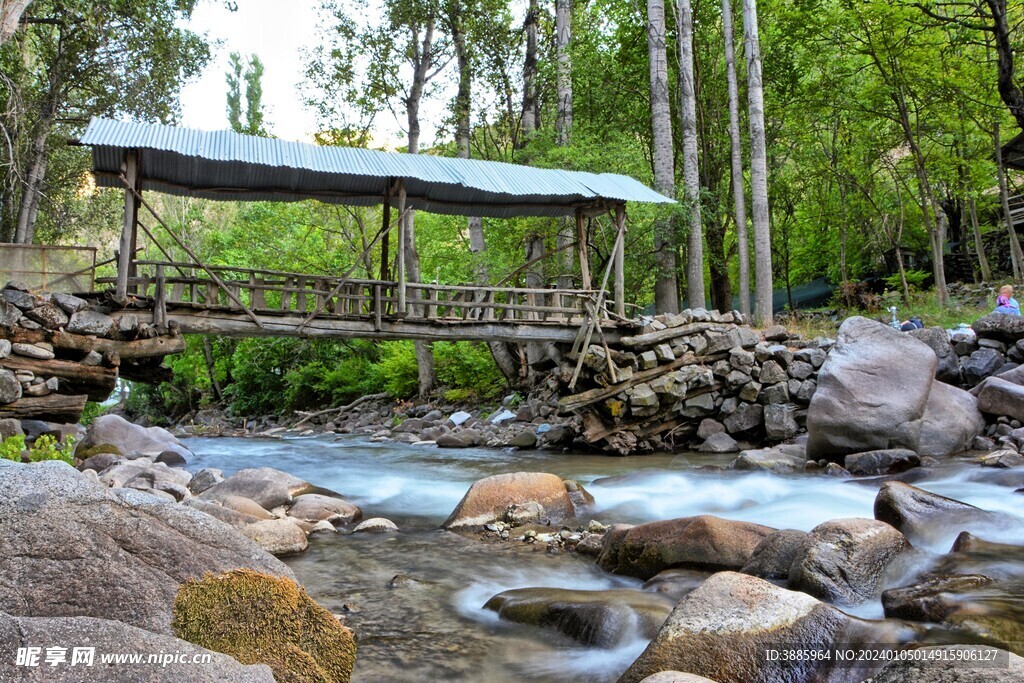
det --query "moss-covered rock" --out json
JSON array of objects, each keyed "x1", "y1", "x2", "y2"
[
  {"x1": 173, "y1": 569, "x2": 356, "y2": 683},
  {"x1": 74, "y1": 442, "x2": 123, "y2": 460}
]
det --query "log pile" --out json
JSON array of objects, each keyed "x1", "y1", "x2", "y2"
[
  {"x1": 0, "y1": 282, "x2": 185, "y2": 423},
  {"x1": 554, "y1": 309, "x2": 833, "y2": 455}
]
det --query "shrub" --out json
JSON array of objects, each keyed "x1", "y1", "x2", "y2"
[
  {"x1": 371, "y1": 341, "x2": 420, "y2": 398},
  {"x1": 0, "y1": 434, "x2": 76, "y2": 464},
  {"x1": 173, "y1": 569, "x2": 356, "y2": 683}
]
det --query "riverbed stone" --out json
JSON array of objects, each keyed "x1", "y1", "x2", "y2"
[
  {"x1": 597, "y1": 516, "x2": 775, "y2": 580},
  {"x1": 759, "y1": 360, "x2": 787, "y2": 385},
  {"x1": 10, "y1": 342, "x2": 54, "y2": 360},
  {"x1": 288, "y1": 493, "x2": 361, "y2": 526},
  {"x1": 740, "y1": 529, "x2": 808, "y2": 580},
  {"x1": 443, "y1": 471, "x2": 577, "y2": 530},
  {"x1": 638, "y1": 674, "x2": 720, "y2": 683},
  {"x1": 0, "y1": 460, "x2": 293, "y2": 635},
  {"x1": 0, "y1": 611, "x2": 277, "y2": 683},
  {"x1": 78, "y1": 414, "x2": 191, "y2": 460},
  {"x1": 918, "y1": 380, "x2": 985, "y2": 457},
  {"x1": 807, "y1": 317, "x2": 936, "y2": 460},
  {"x1": 881, "y1": 573, "x2": 993, "y2": 622},
  {"x1": 873, "y1": 481, "x2": 1006, "y2": 546},
  {"x1": 240, "y1": 519, "x2": 308, "y2": 556},
  {"x1": 961, "y1": 347, "x2": 1005, "y2": 387},
  {"x1": 484, "y1": 587, "x2": 674, "y2": 647},
  {"x1": 188, "y1": 467, "x2": 224, "y2": 494},
  {"x1": 732, "y1": 443, "x2": 807, "y2": 473},
  {"x1": 844, "y1": 449, "x2": 921, "y2": 476},
  {"x1": 353, "y1": 517, "x2": 399, "y2": 533},
  {"x1": 763, "y1": 403, "x2": 798, "y2": 441},
  {"x1": 199, "y1": 466, "x2": 315, "y2": 511},
  {"x1": 788, "y1": 518, "x2": 912, "y2": 605},
  {"x1": 868, "y1": 644, "x2": 1023, "y2": 682},
  {"x1": 698, "y1": 431, "x2": 738, "y2": 453},
  {"x1": 617, "y1": 571, "x2": 914, "y2": 683},
  {"x1": 976, "y1": 449, "x2": 1024, "y2": 468},
  {"x1": 0, "y1": 301, "x2": 22, "y2": 327},
  {"x1": 977, "y1": 376, "x2": 1024, "y2": 422},
  {"x1": 723, "y1": 402, "x2": 763, "y2": 434},
  {"x1": 697, "y1": 418, "x2": 725, "y2": 439}
]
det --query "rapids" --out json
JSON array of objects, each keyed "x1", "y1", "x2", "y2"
[{"x1": 185, "y1": 435, "x2": 1024, "y2": 682}]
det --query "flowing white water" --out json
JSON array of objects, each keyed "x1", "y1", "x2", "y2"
[{"x1": 184, "y1": 436, "x2": 1024, "y2": 682}]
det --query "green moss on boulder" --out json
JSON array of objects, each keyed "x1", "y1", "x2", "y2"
[
  {"x1": 75, "y1": 442, "x2": 123, "y2": 459},
  {"x1": 172, "y1": 569, "x2": 356, "y2": 683}
]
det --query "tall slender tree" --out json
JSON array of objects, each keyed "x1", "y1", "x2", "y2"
[
  {"x1": 520, "y1": 0, "x2": 539, "y2": 144},
  {"x1": 722, "y1": 0, "x2": 749, "y2": 317},
  {"x1": 677, "y1": 0, "x2": 704, "y2": 309},
  {"x1": 0, "y1": 0, "x2": 32, "y2": 44},
  {"x1": 646, "y1": 0, "x2": 679, "y2": 314},
  {"x1": 742, "y1": 0, "x2": 773, "y2": 325},
  {"x1": 555, "y1": 0, "x2": 574, "y2": 289}
]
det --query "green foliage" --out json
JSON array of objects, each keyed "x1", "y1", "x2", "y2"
[
  {"x1": 433, "y1": 342, "x2": 506, "y2": 399},
  {"x1": 883, "y1": 269, "x2": 930, "y2": 293},
  {"x1": 0, "y1": 435, "x2": 25, "y2": 461},
  {"x1": 372, "y1": 342, "x2": 421, "y2": 399},
  {"x1": 0, "y1": 434, "x2": 75, "y2": 464},
  {"x1": 79, "y1": 402, "x2": 107, "y2": 426}
]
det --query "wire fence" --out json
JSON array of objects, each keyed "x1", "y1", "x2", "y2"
[{"x1": 0, "y1": 243, "x2": 97, "y2": 293}]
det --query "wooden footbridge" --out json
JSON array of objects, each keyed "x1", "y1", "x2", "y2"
[{"x1": 72, "y1": 118, "x2": 674, "y2": 347}]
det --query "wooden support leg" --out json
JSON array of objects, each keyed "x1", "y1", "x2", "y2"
[
  {"x1": 397, "y1": 182, "x2": 407, "y2": 314},
  {"x1": 614, "y1": 204, "x2": 626, "y2": 318},
  {"x1": 116, "y1": 151, "x2": 139, "y2": 299}
]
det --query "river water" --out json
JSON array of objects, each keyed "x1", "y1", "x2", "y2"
[{"x1": 184, "y1": 436, "x2": 1024, "y2": 683}]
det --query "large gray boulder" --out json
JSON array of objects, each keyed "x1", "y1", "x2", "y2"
[
  {"x1": 918, "y1": 381, "x2": 985, "y2": 457},
  {"x1": 199, "y1": 466, "x2": 317, "y2": 512},
  {"x1": 973, "y1": 312, "x2": 1024, "y2": 344},
  {"x1": 0, "y1": 460, "x2": 293, "y2": 635},
  {"x1": 740, "y1": 529, "x2": 808, "y2": 580},
  {"x1": 617, "y1": 571, "x2": 916, "y2": 683},
  {"x1": 442, "y1": 472, "x2": 579, "y2": 530},
  {"x1": 976, "y1": 376, "x2": 1024, "y2": 422},
  {"x1": 807, "y1": 317, "x2": 937, "y2": 461},
  {"x1": 77, "y1": 414, "x2": 190, "y2": 460},
  {"x1": 0, "y1": 611, "x2": 275, "y2": 682},
  {"x1": 909, "y1": 326, "x2": 961, "y2": 384},
  {"x1": 788, "y1": 518, "x2": 912, "y2": 605},
  {"x1": 597, "y1": 516, "x2": 775, "y2": 579}
]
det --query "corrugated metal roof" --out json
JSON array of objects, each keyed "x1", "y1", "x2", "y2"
[{"x1": 81, "y1": 117, "x2": 674, "y2": 218}]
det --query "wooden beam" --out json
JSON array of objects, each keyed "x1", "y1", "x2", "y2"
[
  {"x1": 614, "y1": 203, "x2": 625, "y2": 318},
  {"x1": 0, "y1": 355, "x2": 117, "y2": 402},
  {"x1": 130, "y1": 309, "x2": 627, "y2": 345},
  {"x1": 397, "y1": 181, "x2": 407, "y2": 314},
  {"x1": 116, "y1": 151, "x2": 139, "y2": 299},
  {"x1": 0, "y1": 393, "x2": 88, "y2": 423},
  {"x1": 576, "y1": 209, "x2": 591, "y2": 290},
  {"x1": 379, "y1": 182, "x2": 392, "y2": 282}
]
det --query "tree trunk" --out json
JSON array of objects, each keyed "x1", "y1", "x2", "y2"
[
  {"x1": 646, "y1": 0, "x2": 679, "y2": 314},
  {"x1": 406, "y1": 17, "x2": 436, "y2": 396},
  {"x1": 984, "y1": 0, "x2": 1024, "y2": 130},
  {"x1": 742, "y1": 0, "x2": 773, "y2": 325},
  {"x1": 677, "y1": 0, "x2": 704, "y2": 310},
  {"x1": 968, "y1": 197, "x2": 992, "y2": 282},
  {"x1": 722, "y1": 0, "x2": 749, "y2": 318},
  {"x1": 451, "y1": 11, "x2": 519, "y2": 384},
  {"x1": 13, "y1": 126, "x2": 49, "y2": 244},
  {"x1": 555, "y1": 0, "x2": 573, "y2": 146},
  {"x1": 0, "y1": 0, "x2": 33, "y2": 45},
  {"x1": 996, "y1": 121, "x2": 1024, "y2": 281},
  {"x1": 202, "y1": 336, "x2": 223, "y2": 402},
  {"x1": 520, "y1": 0, "x2": 540, "y2": 146}
]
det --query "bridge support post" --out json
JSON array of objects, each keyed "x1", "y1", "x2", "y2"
[
  {"x1": 614, "y1": 204, "x2": 625, "y2": 318},
  {"x1": 576, "y1": 208, "x2": 591, "y2": 290},
  {"x1": 116, "y1": 150, "x2": 139, "y2": 299},
  {"x1": 397, "y1": 181, "x2": 407, "y2": 314}
]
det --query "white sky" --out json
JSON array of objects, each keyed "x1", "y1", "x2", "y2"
[{"x1": 178, "y1": 0, "x2": 447, "y2": 147}]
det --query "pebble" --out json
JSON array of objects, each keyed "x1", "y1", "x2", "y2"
[{"x1": 11, "y1": 342, "x2": 54, "y2": 360}]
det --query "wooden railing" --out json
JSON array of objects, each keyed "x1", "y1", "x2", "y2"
[{"x1": 97, "y1": 261, "x2": 612, "y2": 326}]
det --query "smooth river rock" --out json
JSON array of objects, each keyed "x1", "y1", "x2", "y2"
[
  {"x1": 740, "y1": 529, "x2": 808, "y2": 581},
  {"x1": 443, "y1": 471, "x2": 579, "y2": 529},
  {"x1": 77, "y1": 414, "x2": 191, "y2": 461},
  {"x1": 617, "y1": 571, "x2": 916, "y2": 683},
  {"x1": 976, "y1": 376, "x2": 1024, "y2": 422},
  {"x1": 240, "y1": 519, "x2": 308, "y2": 556},
  {"x1": 788, "y1": 518, "x2": 912, "y2": 606},
  {"x1": 484, "y1": 587, "x2": 674, "y2": 647},
  {"x1": 0, "y1": 460, "x2": 293, "y2": 635},
  {"x1": 917, "y1": 380, "x2": 985, "y2": 457},
  {"x1": 288, "y1": 493, "x2": 362, "y2": 526},
  {"x1": 806, "y1": 316, "x2": 936, "y2": 460},
  {"x1": 199, "y1": 466, "x2": 316, "y2": 512},
  {"x1": 874, "y1": 481, "x2": 1009, "y2": 546},
  {"x1": 597, "y1": 516, "x2": 775, "y2": 580}
]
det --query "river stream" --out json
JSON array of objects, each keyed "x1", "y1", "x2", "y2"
[{"x1": 184, "y1": 436, "x2": 1024, "y2": 682}]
